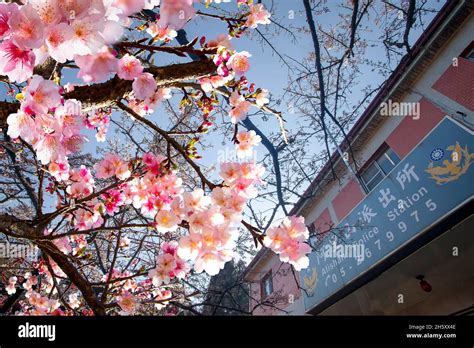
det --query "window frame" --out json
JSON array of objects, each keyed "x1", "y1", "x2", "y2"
[
  {"x1": 260, "y1": 269, "x2": 273, "y2": 300},
  {"x1": 359, "y1": 145, "x2": 400, "y2": 193},
  {"x1": 460, "y1": 41, "x2": 474, "y2": 60}
]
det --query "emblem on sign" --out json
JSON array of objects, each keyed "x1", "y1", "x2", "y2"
[
  {"x1": 425, "y1": 142, "x2": 473, "y2": 185},
  {"x1": 430, "y1": 148, "x2": 444, "y2": 161},
  {"x1": 303, "y1": 268, "x2": 318, "y2": 297}
]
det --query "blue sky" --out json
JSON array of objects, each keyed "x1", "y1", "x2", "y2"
[{"x1": 2, "y1": 0, "x2": 443, "y2": 219}]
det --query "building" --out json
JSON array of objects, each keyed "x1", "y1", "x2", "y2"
[{"x1": 243, "y1": 0, "x2": 474, "y2": 316}]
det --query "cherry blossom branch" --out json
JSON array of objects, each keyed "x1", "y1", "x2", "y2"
[
  {"x1": 115, "y1": 100, "x2": 217, "y2": 190},
  {"x1": 36, "y1": 239, "x2": 106, "y2": 315},
  {"x1": 0, "y1": 212, "x2": 106, "y2": 315},
  {"x1": 0, "y1": 60, "x2": 217, "y2": 128},
  {"x1": 170, "y1": 82, "x2": 288, "y2": 143},
  {"x1": 116, "y1": 41, "x2": 217, "y2": 57}
]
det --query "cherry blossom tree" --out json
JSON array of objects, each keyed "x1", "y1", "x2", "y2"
[
  {"x1": 0, "y1": 0, "x2": 310, "y2": 316},
  {"x1": 0, "y1": 0, "x2": 445, "y2": 316}
]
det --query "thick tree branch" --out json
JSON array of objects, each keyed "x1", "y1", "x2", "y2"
[{"x1": 0, "y1": 60, "x2": 217, "y2": 127}]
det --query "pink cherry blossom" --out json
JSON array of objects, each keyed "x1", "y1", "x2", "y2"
[
  {"x1": 207, "y1": 34, "x2": 233, "y2": 50},
  {"x1": 194, "y1": 249, "x2": 232, "y2": 276},
  {"x1": 45, "y1": 23, "x2": 75, "y2": 63},
  {"x1": 0, "y1": 3, "x2": 18, "y2": 40},
  {"x1": 146, "y1": 22, "x2": 177, "y2": 42},
  {"x1": 155, "y1": 210, "x2": 180, "y2": 233},
  {"x1": 199, "y1": 77, "x2": 213, "y2": 93},
  {"x1": 177, "y1": 233, "x2": 202, "y2": 261},
  {"x1": 68, "y1": 294, "x2": 81, "y2": 309},
  {"x1": 117, "y1": 291, "x2": 138, "y2": 315},
  {"x1": 67, "y1": 166, "x2": 95, "y2": 198},
  {"x1": 138, "y1": 196, "x2": 156, "y2": 217},
  {"x1": 54, "y1": 99, "x2": 83, "y2": 136},
  {"x1": 187, "y1": 209, "x2": 223, "y2": 234},
  {"x1": 158, "y1": 0, "x2": 196, "y2": 31},
  {"x1": 144, "y1": 88, "x2": 172, "y2": 114},
  {"x1": 263, "y1": 226, "x2": 286, "y2": 253},
  {"x1": 6, "y1": 110, "x2": 36, "y2": 142},
  {"x1": 227, "y1": 51, "x2": 251, "y2": 75},
  {"x1": 228, "y1": 91, "x2": 251, "y2": 123},
  {"x1": 199, "y1": 74, "x2": 233, "y2": 93},
  {"x1": 67, "y1": 180, "x2": 94, "y2": 198},
  {"x1": 236, "y1": 130, "x2": 261, "y2": 158},
  {"x1": 281, "y1": 215, "x2": 309, "y2": 241},
  {"x1": 29, "y1": 0, "x2": 62, "y2": 26},
  {"x1": 213, "y1": 48, "x2": 232, "y2": 77},
  {"x1": 170, "y1": 257, "x2": 189, "y2": 279},
  {"x1": 75, "y1": 47, "x2": 118, "y2": 83},
  {"x1": 183, "y1": 189, "x2": 210, "y2": 213},
  {"x1": 72, "y1": 206, "x2": 102, "y2": 231},
  {"x1": 86, "y1": 108, "x2": 111, "y2": 142},
  {"x1": 113, "y1": 0, "x2": 146, "y2": 16},
  {"x1": 53, "y1": 235, "x2": 72, "y2": 255},
  {"x1": 218, "y1": 161, "x2": 264, "y2": 201},
  {"x1": 23, "y1": 98, "x2": 84, "y2": 164},
  {"x1": 6, "y1": 276, "x2": 17, "y2": 295},
  {"x1": 132, "y1": 72, "x2": 156, "y2": 100},
  {"x1": 148, "y1": 267, "x2": 170, "y2": 287},
  {"x1": 142, "y1": 152, "x2": 166, "y2": 174},
  {"x1": 117, "y1": 53, "x2": 143, "y2": 80},
  {"x1": 94, "y1": 153, "x2": 130, "y2": 179},
  {"x1": 23, "y1": 75, "x2": 62, "y2": 115},
  {"x1": 152, "y1": 288, "x2": 172, "y2": 310},
  {"x1": 245, "y1": 3, "x2": 271, "y2": 29},
  {"x1": 278, "y1": 239, "x2": 311, "y2": 271},
  {"x1": 56, "y1": 0, "x2": 103, "y2": 20},
  {"x1": 115, "y1": 163, "x2": 131, "y2": 180},
  {"x1": 102, "y1": 189, "x2": 125, "y2": 215},
  {"x1": 8, "y1": 4, "x2": 44, "y2": 49},
  {"x1": 157, "y1": 253, "x2": 177, "y2": 273},
  {"x1": 127, "y1": 97, "x2": 148, "y2": 116},
  {"x1": 255, "y1": 88, "x2": 269, "y2": 107},
  {"x1": 48, "y1": 161, "x2": 70, "y2": 181},
  {"x1": 263, "y1": 216, "x2": 311, "y2": 271},
  {"x1": 148, "y1": 253, "x2": 178, "y2": 286},
  {"x1": 94, "y1": 158, "x2": 116, "y2": 179},
  {"x1": 34, "y1": 134, "x2": 63, "y2": 165},
  {"x1": 69, "y1": 15, "x2": 106, "y2": 56},
  {"x1": 161, "y1": 241, "x2": 178, "y2": 256},
  {"x1": 0, "y1": 39, "x2": 35, "y2": 83}
]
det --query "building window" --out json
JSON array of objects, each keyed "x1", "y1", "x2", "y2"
[
  {"x1": 460, "y1": 41, "x2": 474, "y2": 61},
  {"x1": 465, "y1": 48, "x2": 474, "y2": 61},
  {"x1": 260, "y1": 270, "x2": 273, "y2": 299},
  {"x1": 360, "y1": 146, "x2": 400, "y2": 193}
]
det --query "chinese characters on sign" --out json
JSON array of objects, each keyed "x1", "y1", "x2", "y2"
[{"x1": 301, "y1": 117, "x2": 474, "y2": 311}]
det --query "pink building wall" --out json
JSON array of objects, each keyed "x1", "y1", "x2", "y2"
[
  {"x1": 432, "y1": 57, "x2": 474, "y2": 112},
  {"x1": 313, "y1": 208, "x2": 333, "y2": 234},
  {"x1": 248, "y1": 257, "x2": 302, "y2": 315},
  {"x1": 246, "y1": 41, "x2": 473, "y2": 315},
  {"x1": 385, "y1": 98, "x2": 444, "y2": 159},
  {"x1": 332, "y1": 178, "x2": 364, "y2": 221}
]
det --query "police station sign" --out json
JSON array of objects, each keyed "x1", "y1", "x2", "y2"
[{"x1": 301, "y1": 117, "x2": 474, "y2": 311}]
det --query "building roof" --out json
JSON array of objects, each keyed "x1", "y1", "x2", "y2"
[
  {"x1": 289, "y1": 0, "x2": 472, "y2": 217},
  {"x1": 243, "y1": 0, "x2": 473, "y2": 279}
]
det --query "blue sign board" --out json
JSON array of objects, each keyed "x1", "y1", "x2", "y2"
[{"x1": 300, "y1": 117, "x2": 474, "y2": 311}]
